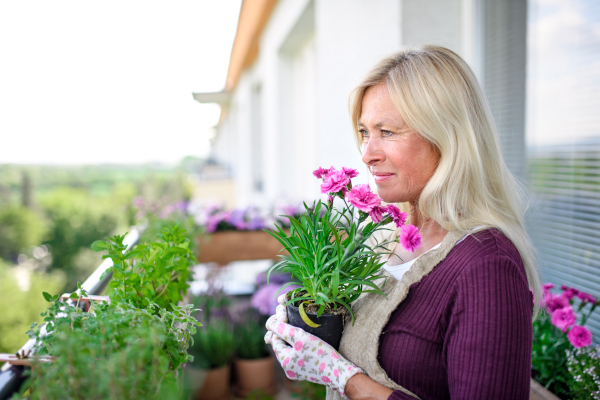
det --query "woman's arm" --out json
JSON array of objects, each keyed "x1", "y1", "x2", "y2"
[
  {"x1": 446, "y1": 254, "x2": 533, "y2": 399},
  {"x1": 344, "y1": 373, "x2": 393, "y2": 400}
]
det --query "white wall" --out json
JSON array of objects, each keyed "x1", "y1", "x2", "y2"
[{"x1": 212, "y1": 0, "x2": 478, "y2": 207}]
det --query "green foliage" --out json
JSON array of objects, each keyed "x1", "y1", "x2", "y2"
[
  {"x1": 0, "y1": 205, "x2": 47, "y2": 261},
  {"x1": 266, "y1": 201, "x2": 394, "y2": 320},
  {"x1": 28, "y1": 300, "x2": 185, "y2": 399},
  {"x1": 532, "y1": 311, "x2": 571, "y2": 397},
  {"x1": 0, "y1": 261, "x2": 64, "y2": 354},
  {"x1": 92, "y1": 225, "x2": 196, "y2": 312},
  {"x1": 189, "y1": 319, "x2": 235, "y2": 369},
  {"x1": 235, "y1": 310, "x2": 270, "y2": 360},
  {"x1": 289, "y1": 381, "x2": 328, "y2": 400},
  {"x1": 566, "y1": 345, "x2": 600, "y2": 400}
]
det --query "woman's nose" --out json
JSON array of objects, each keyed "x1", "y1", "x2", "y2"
[{"x1": 361, "y1": 138, "x2": 385, "y2": 166}]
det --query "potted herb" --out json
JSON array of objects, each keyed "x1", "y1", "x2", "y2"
[
  {"x1": 532, "y1": 283, "x2": 597, "y2": 398},
  {"x1": 266, "y1": 167, "x2": 419, "y2": 349},
  {"x1": 233, "y1": 308, "x2": 276, "y2": 397},
  {"x1": 188, "y1": 319, "x2": 236, "y2": 400},
  {"x1": 566, "y1": 345, "x2": 600, "y2": 399}
]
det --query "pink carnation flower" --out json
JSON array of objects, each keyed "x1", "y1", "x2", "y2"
[
  {"x1": 544, "y1": 293, "x2": 570, "y2": 313},
  {"x1": 341, "y1": 167, "x2": 359, "y2": 178},
  {"x1": 313, "y1": 166, "x2": 332, "y2": 179},
  {"x1": 346, "y1": 184, "x2": 381, "y2": 212},
  {"x1": 400, "y1": 224, "x2": 421, "y2": 253},
  {"x1": 542, "y1": 283, "x2": 555, "y2": 290},
  {"x1": 562, "y1": 288, "x2": 578, "y2": 300},
  {"x1": 320, "y1": 170, "x2": 350, "y2": 194},
  {"x1": 369, "y1": 205, "x2": 388, "y2": 223},
  {"x1": 386, "y1": 204, "x2": 408, "y2": 227},
  {"x1": 551, "y1": 306, "x2": 577, "y2": 332},
  {"x1": 567, "y1": 325, "x2": 593, "y2": 348},
  {"x1": 576, "y1": 291, "x2": 597, "y2": 305}
]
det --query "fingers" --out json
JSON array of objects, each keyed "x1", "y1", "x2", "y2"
[
  {"x1": 264, "y1": 330, "x2": 273, "y2": 344},
  {"x1": 271, "y1": 335, "x2": 292, "y2": 355},
  {"x1": 277, "y1": 293, "x2": 287, "y2": 305},
  {"x1": 276, "y1": 304, "x2": 287, "y2": 322}
]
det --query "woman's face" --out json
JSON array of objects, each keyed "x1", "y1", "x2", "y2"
[{"x1": 360, "y1": 83, "x2": 439, "y2": 204}]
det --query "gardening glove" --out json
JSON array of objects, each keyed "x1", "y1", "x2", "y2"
[
  {"x1": 264, "y1": 301, "x2": 363, "y2": 398},
  {"x1": 264, "y1": 294, "x2": 288, "y2": 344}
]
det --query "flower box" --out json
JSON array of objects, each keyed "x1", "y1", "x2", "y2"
[
  {"x1": 196, "y1": 231, "x2": 287, "y2": 265},
  {"x1": 530, "y1": 378, "x2": 562, "y2": 400}
]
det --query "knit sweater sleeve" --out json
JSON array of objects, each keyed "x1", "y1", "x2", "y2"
[
  {"x1": 444, "y1": 254, "x2": 533, "y2": 399},
  {"x1": 386, "y1": 253, "x2": 533, "y2": 400}
]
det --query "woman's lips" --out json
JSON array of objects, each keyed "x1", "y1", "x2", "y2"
[{"x1": 373, "y1": 173, "x2": 394, "y2": 182}]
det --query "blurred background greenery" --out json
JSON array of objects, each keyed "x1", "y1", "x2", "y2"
[{"x1": 0, "y1": 159, "x2": 200, "y2": 353}]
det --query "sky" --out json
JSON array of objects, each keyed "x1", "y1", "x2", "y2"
[{"x1": 0, "y1": 1, "x2": 242, "y2": 165}]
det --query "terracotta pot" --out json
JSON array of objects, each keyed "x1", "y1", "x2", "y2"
[
  {"x1": 197, "y1": 231, "x2": 288, "y2": 265},
  {"x1": 286, "y1": 303, "x2": 345, "y2": 350},
  {"x1": 233, "y1": 356, "x2": 276, "y2": 397},
  {"x1": 196, "y1": 364, "x2": 231, "y2": 400}
]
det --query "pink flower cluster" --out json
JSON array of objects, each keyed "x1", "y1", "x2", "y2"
[
  {"x1": 542, "y1": 283, "x2": 596, "y2": 348},
  {"x1": 313, "y1": 166, "x2": 420, "y2": 252}
]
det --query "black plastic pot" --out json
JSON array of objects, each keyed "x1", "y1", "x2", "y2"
[{"x1": 286, "y1": 303, "x2": 345, "y2": 350}]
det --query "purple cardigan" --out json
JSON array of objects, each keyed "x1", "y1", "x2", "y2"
[{"x1": 379, "y1": 229, "x2": 533, "y2": 400}]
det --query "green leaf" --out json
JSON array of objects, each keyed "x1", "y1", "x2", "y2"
[
  {"x1": 299, "y1": 302, "x2": 321, "y2": 328},
  {"x1": 91, "y1": 240, "x2": 111, "y2": 252},
  {"x1": 69, "y1": 292, "x2": 79, "y2": 299},
  {"x1": 42, "y1": 292, "x2": 52, "y2": 302}
]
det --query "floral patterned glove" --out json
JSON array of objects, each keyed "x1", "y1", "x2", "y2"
[{"x1": 264, "y1": 299, "x2": 363, "y2": 398}]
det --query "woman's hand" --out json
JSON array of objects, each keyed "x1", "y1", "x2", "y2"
[{"x1": 264, "y1": 296, "x2": 363, "y2": 398}]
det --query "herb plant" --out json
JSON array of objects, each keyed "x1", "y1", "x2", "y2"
[
  {"x1": 266, "y1": 167, "x2": 419, "y2": 322},
  {"x1": 235, "y1": 309, "x2": 270, "y2": 360},
  {"x1": 189, "y1": 319, "x2": 235, "y2": 370},
  {"x1": 91, "y1": 225, "x2": 195, "y2": 311}
]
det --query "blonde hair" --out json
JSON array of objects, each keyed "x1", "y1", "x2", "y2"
[{"x1": 349, "y1": 46, "x2": 541, "y2": 316}]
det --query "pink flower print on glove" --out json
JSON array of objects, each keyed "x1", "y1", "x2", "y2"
[
  {"x1": 334, "y1": 369, "x2": 339, "y2": 377},
  {"x1": 277, "y1": 323, "x2": 285, "y2": 334},
  {"x1": 287, "y1": 371, "x2": 296, "y2": 378},
  {"x1": 289, "y1": 327, "x2": 296, "y2": 336},
  {"x1": 317, "y1": 349, "x2": 324, "y2": 356},
  {"x1": 322, "y1": 376, "x2": 331, "y2": 383},
  {"x1": 319, "y1": 362, "x2": 326, "y2": 371},
  {"x1": 282, "y1": 357, "x2": 290, "y2": 367},
  {"x1": 294, "y1": 341, "x2": 303, "y2": 351},
  {"x1": 298, "y1": 359, "x2": 305, "y2": 367}
]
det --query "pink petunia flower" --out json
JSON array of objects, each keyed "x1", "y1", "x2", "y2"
[
  {"x1": 551, "y1": 306, "x2": 577, "y2": 332},
  {"x1": 286, "y1": 370, "x2": 296, "y2": 378},
  {"x1": 576, "y1": 291, "x2": 597, "y2": 305},
  {"x1": 294, "y1": 341, "x2": 303, "y2": 351},
  {"x1": 567, "y1": 325, "x2": 593, "y2": 348},
  {"x1": 400, "y1": 224, "x2": 421, "y2": 253},
  {"x1": 341, "y1": 167, "x2": 359, "y2": 178},
  {"x1": 369, "y1": 205, "x2": 388, "y2": 223},
  {"x1": 544, "y1": 293, "x2": 571, "y2": 313},
  {"x1": 346, "y1": 184, "x2": 381, "y2": 212},
  {"x1": 313, "y1": 166, "x2": 333, "y2": 179},
  {"x1": 321, "y1": 170, "x2": 350, "y2": 194},
  {"x1": 386, "y1": 204, "x2": 408, "y2": 228}
]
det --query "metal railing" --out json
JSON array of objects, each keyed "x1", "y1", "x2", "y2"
[{"x1": 0, "y1": 229, "x2": 141, "y2": 400}]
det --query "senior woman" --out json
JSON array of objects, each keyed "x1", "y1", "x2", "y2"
[{"x1": 265, "y1": 46, "x2": 541, "y2": 400}]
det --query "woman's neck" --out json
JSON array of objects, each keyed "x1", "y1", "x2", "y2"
[{"x1": 388, "y1": 204, "x2": 448, "y2": 266}]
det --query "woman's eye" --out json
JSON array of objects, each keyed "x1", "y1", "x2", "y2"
[
  {"x1": 359, "y1": 129, "x2": 369, "y2": 140},
  {"x1": 382, "y1": 130, "x2": 394, "y2": 137}
]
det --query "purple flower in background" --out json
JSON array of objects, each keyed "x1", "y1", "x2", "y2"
[
  {"x1": 346, "y1": 184, "x2": 381, "y2": 212},
  {"x1": 230, "y1": 209, "x2": 247, "y2": 230},
  {"x1": 551, "y1": 306, "x2": 577, "y2": 332},
  {"x1": 567, "y1": 325, "x2": 593, "y2": 348},
  {"x1": 544, "y1": 293, "x2": 570, "y2": 313},
  {"x1": 133, "y1": 196, "x2": 145, "y2": 209},
  {"x1": 369, "y1": 205, "x2": 388, "y2": 223},
  {"x1": 400, "y1": 224, "x2": 421, "y2": 253},
  {"x1": 313, "y1": 166, "x2": 333, "y2": 179},
  {"x1": 576, "y1": 291, "x2": 597, "y2": 305},
  {"x1": 386, "y1": 204, "x2": 408, "y2": 227},
  {"x1": 320, "y1": 170, "x2": 350, "y2": 194},
  {"x1": 251, "y1": 283, "x2": 298, "y2": 316},
  {"x1": 247, "y1": 216, "x2": 265, "y2": 230}
]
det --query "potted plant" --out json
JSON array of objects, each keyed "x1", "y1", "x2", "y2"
[
  {"x1": 188, "y1": 318, "x2": 236, "y2": 400},
  {"x1": 266, "y1": 166, "x2": 420, "y2": 349},
  {"x1": 195, "y1": 205, "x2": 294, "y2": 265},
  {"x1": 233, "y1": 308, "x2": 276, "y2": 397},
  {"x1": 531, "y1": 282, "x2": 597, "y2": 398}
]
